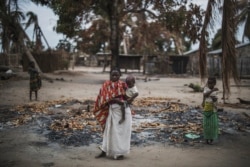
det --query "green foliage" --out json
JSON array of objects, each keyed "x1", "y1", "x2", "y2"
[
  {"x1": 163, "y1": 3, "x2": 203, "y2": 43},
  {"x1": 188, "y1": 83, "x2": 203, "y2": 92},
  {"x1": 56, "y1": 39, "x2": 72, "y2": 52},
  {"x1": 30, "y1": 0, "x2": 204, "y2": 67},
  {"x1": 211, "y1": 29, "x2": 222, "y2": 50},
  {"x1": 0, "y1": 0, "x2": 26, "y2": 52}
]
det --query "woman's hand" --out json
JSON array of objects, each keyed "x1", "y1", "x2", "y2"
[{"x1": 110, "y1": 98, "x2": 124, "y2": 105}]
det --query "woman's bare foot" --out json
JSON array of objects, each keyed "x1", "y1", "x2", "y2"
[
  {"x1": 114, "y1": 155, "x2": 124, "y2": 160},
  {"x1": 95, "y1": 151, "x2": 106, "y2": 158}
]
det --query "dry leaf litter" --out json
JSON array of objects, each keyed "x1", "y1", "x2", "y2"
[{"x1": 0, "y1": 97, "x2": 249, "y2": 147}]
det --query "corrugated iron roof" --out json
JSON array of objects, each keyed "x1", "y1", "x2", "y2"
[{"x1": 208, "y1": 42, "x2": 250, "y2": 55}]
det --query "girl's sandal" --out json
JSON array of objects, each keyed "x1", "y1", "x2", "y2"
[{"x1": 206, "y1": 139, "x2": 213, "y2": 145}]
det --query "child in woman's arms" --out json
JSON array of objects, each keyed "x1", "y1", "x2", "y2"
[{"x1": 119, "y1": 75, "x2": 139, "y2": 124}]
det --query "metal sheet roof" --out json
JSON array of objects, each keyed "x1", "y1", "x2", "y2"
[{"x1": 208, "y1": 42, "x2": 250, "y2": 55}]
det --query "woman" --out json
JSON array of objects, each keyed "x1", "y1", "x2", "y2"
[{"x1": 94, "y1": 68, "x2": 132, "y2": 160}]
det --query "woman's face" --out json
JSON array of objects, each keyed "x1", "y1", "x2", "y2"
[{"x1": 110, "y1": 70, "x2": 120, "y2": 82}]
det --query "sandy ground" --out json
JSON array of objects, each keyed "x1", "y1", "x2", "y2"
[{"x1": 0, "y1": 66, "x2": 250, "y2": 167}]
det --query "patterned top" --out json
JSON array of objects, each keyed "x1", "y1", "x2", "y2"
[{"x1": 94, "y1": 80, "x2": 127, "y2": 129}]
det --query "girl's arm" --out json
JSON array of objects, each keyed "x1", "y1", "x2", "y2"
[{"x1": 204, "y1": 88, "x2": 218, "y2": 97}]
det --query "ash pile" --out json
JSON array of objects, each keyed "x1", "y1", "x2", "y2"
[{"x1": 0, "y1": 97, "x2": 249, "y2": 147}]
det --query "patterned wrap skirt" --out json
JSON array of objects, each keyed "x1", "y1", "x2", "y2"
[
  {"x1": 100, "y1": 104, "x2": 132, "y2": 157},
  {"x1": 203, "y1": 102, "x2": 218, "y2": 140}
]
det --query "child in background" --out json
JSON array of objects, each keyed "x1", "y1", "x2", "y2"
[
  {"x1": 202, "y1": 77, "x2": 219, "y2": 144},
  {"x1": 119, "y1": 75, "x2": 139, "y2": 124},
  {"x1": 28, "y1": 61, "x2": 41, "y2": 101}
]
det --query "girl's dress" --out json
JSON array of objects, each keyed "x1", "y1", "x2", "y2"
[
  {"x1": 28, "y1": 68, "x2": 41, "y2": 91},
  {"x1": 203, "y1": 86, "x2": 218, "y2": 140}
]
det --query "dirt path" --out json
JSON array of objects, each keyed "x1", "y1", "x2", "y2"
[
  {"x1": 0, "y1": 66, "x2": 250, "y2": 167},
  {"x1": 0, "y1": 124, "x2": 249, "y2": 167}
]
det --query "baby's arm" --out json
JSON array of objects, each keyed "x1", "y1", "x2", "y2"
[
  {"x1": 127, "y1": 92, "x2": 139, "y2": 104},
  {"x1": 119, "y1": 105, "x2": 126, "y2": 124}
]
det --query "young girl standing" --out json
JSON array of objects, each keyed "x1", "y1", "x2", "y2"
[
  {"x1": 28, "y1": 61, "x2": 41, "y2": 101},
  {"x1": 202, "y1": 77, "x2": 219, "y2": 144}
]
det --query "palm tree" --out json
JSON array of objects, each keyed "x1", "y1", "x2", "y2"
[
  {"x1": 25, "y1": 11, "x2": 51, "y2": 51},
  {"x1": 211, "y1": 0, "x2": 249, "y2": 49},
  {"x1": 199, "y1": 0, "x2": 240, "y2": 101},
  {"x1": 0, "y1": 0, "x2": 41, "y2": 72},
  {"x1": 0, "y1": 0, "x2": 25, "y2": 54},
  {"x1": 199, "y1": 0, "x2": 218, "y2": 81},
  {"x1": 221, "y1": 0, "x2": 239, "y2": 100}
]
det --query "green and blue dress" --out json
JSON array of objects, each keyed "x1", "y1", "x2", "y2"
[{"x1": 203, "y1": 87, "x2": 218, "y2": 140}]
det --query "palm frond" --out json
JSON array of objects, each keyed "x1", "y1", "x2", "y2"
[
  {"x1": 25, "y1": 11, "x2": 38, "y2": 29},
  {"x1": 221, "y1": 0, "x2": 240, "y2": 99},
  {"x1": 199, "y1": 0, "x2": 220, "y2": 82}
]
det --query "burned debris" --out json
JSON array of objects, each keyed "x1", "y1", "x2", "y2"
[{"x1": 0, "y1": 98, "x2": 249, "y2": 147}]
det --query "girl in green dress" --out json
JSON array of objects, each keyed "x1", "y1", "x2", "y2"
[{"x1": 202, "y1": 77, "x2": 219, "y2": 144}]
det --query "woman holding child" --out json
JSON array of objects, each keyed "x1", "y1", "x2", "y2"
[{"x1": 94, "y1": 68, "x2": 133, "y2": 160}]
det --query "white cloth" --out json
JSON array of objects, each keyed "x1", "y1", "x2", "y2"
[
  {"x1": 204, "y1": 86, "x2": 218, "y2": 103},
  {"x1": 101, "y1": 104, "x2": 132, "y2": 157},
  {"x1": 126, "y1": 85, "x2": 138, "y2": 98}
]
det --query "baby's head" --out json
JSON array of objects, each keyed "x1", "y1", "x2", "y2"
[{"x1": 126, "y1": 75, "x2": 135, "y2": 88}]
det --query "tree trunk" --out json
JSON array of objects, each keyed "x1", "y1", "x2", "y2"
[
  {"x1": 221, "y1": 0, "x2": 239, "y2": 99},
  {"x1": 109, "y1": 0, "x2": 121, "y2": 71},
  {"x1": 22, "y1": 43, "x2": 42, "y2": 73},
  {"x1": 19, "y1": 24, "x2": 42, "y2": 73}
]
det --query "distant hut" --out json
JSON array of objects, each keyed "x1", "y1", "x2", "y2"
[
  {"x1": 183, "y1": 49, "x2": 199, "y2": 76},
  {"x1": 207, "y1": 42, "x2": 250, "y2": 78},
  {"x1": 95, "y1": 53, "x2": 142, "y2": 73},
  {"x1": 169, "y1": 55, "x2": 189, "y2": 74}
]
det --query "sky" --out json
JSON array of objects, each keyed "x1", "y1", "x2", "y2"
[{"x1": 23, "y1": 1, "x2": 245, "y2": 51}]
